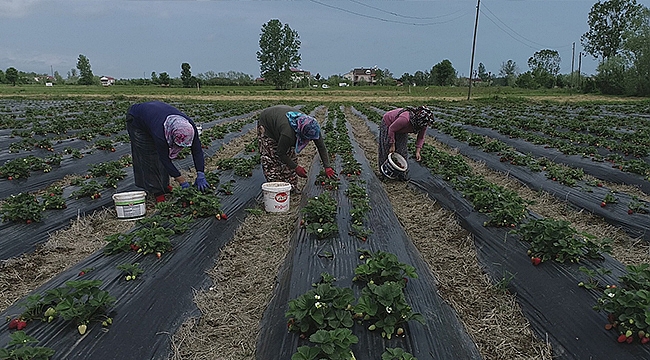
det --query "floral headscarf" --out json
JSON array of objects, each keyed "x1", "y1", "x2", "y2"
[
  {"x1": 402, "y1": 106, "x2": 435, "y2": 132},
  {"x1": 286, "y1": 111, "x2": 321, "y2": 153},
  {"x1": 163, "y1": 115, "x2": 194, "y2": 158}
]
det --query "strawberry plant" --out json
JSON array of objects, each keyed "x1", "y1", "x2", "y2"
[
  {"x1": 41, "y1": 192, "x2": 66, "y2": 210},
  {"x1": 601, "y1": 191, "x2": 619, "y2": 207},
  {"x1": 167, "y1": 187, "x2": 222, "y2": 218},
  {"x1": 104, "y1": 225, "x2": 174, "y2": 256},
  {"x1": 70, "y1": 180, "x2": 103, "y2": 199},
  {"x1": 286, "y1": 280, "x2": 355, "y2": 337},
  {"x1": 117, "y1": 263, "x2": 143, "y2": 281},
  {"x1": 515, "y1": 219, "x2": 611, "y2": 264},
  {"x1": 458, "y1": 176, "x2": 530, "y2": 227},
  {"x1": 301, "y1": 193, "x2": 338, "y2": 239},
  {"x1": 353, "y1": 249, "x2": 417, "y2": 286},
  {"x1": 94, "y1": 138, "x2": 115, "y2": 151},
  {"x1": 18, "y1": 280, "x2": 115, "y2": 336},
  {"x1": 0, "y1": 331, "x2": 55, "y2": 360},
  {"x1": 1, "y1": 193, "x2": 43, "y2": 223},
  {"x1": 63, "y1": 146, "x2": 84, "y2": 159},
  {"x1": 594, "y1": 264, "x2": 650, "y2": 342},
  {"x1": 382, "y1": 348, "x2": 417, "y2": 360},
  {"x1": 628, "y1": 196, "x2": 649, "y2": 215},
  {"x1": 315, "y1": 170, "x2": 340, "y2": 190},
  {"x1": 354, "y1": 281, "x2": 425, "y2": 339},
  {"x1": 292, "y1": 329, "x2": 358, "y2": 360}
]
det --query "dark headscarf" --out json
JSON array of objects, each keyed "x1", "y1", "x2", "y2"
[{"x1": 405, "y1": 106, "x2": 435, "y2": 132}]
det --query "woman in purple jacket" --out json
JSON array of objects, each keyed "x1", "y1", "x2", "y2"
[
  {"x1": 379, "y1": 106, "x2": 435, "y2": 180},
  {"x1": 126, "y1": 101, "x2": 209, "y2": 202}
]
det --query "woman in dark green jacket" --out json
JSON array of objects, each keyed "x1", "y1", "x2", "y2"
[{"x1": 257, "y1": 105, "x2": 335, "y2": 193}]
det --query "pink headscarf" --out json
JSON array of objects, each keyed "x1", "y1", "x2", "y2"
[{"x1": 164, "y1": 115, "x2": 194, "y2": 159}]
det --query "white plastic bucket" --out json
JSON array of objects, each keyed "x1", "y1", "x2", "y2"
[
  {"x1": 380, "y1": 153, "x2": 408, "y2": 180},
  {"x1": 261, "y1": 182, "x2": 292, "y2": 213},
  {"x1": 112, "y1": 191, "x2": 147, "y2": 220}
]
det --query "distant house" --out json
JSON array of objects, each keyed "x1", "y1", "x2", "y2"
[
  {"x1": 100, "y1": 76, "x2": 115, "y2": 86},
  {"x1": 290, "y1": 67, "x2": 311, "y2": 83},
  {"x1": 343, "y1": 68, "x2": 376, "y2": 85}
]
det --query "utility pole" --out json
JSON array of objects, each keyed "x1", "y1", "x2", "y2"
[
  {"x1": 578, "y1": 52, "x2": 583, "y2": 87},
  {"x1": 467, "y1": 0, "x2": 481, "y2": 100},
  {"x1": 571, "y1": 42, "x2": 575, "y2": 88}
]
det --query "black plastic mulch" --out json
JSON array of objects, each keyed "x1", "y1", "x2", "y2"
[
  {"x1": 424, "y1": 127, "x2": 650, "y2": 242},
  {"x1": 0, "y1": 166, "x2": 265, "y2": 360},
  {"x1": 0, "y1": 120, "x2": 257, "y2": 261},
  {"x1": 446, "y1": 123, "x2": 650, "y2": 194},
  {"x1": 357, "y1": 112, "x2": 650, "y2": 359},
  {"x1": 0, "y1": 113, "x2": 257, "y2": 199},
  {"x1": 256, "y1": 120, "x2": 482, "y2": 359}
]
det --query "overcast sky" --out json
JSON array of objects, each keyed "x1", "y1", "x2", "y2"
[{"x1": 2, "y1": 0, "x2": 647, "y2": 81}]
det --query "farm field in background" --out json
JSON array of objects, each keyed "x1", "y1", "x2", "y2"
[{"x1": 0, "y1": 89, "x2": 649, "y2": 360}]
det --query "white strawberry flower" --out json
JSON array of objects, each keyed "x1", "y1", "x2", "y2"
[
  {"x1": 315, "y1": 302, "x2": 323, "y2": 308},
  {"x1": 386, "y1": 306, "x2": 393, "y2": 314},
  {"x1": 314, "y1": 294, "x2": 321, "y2": 300}
]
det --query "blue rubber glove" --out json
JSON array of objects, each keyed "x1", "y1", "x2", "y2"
[
  {"x1": 195, "y1": 171, "x2": 209, "y2": 192},
  {"x1": 180, "y1": 181, "x2": 190, "y2": 189}
]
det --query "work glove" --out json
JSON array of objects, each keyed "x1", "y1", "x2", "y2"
[
  {"x1": 324, "y1": 167, "x2": 336, "y2": 178},
  {"x1": 295, "y1": 166, "x2": 307, "y2": 178},
  {"x1": 195, "y1": 171, "x2": 209, "y2": 192},
  {"x1": 180, "y1": 181, "x2": 190, "y2": 189}
]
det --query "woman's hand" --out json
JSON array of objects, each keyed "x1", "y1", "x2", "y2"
[
  {"x1": 295, "y1": 166, "x2": 307, "y2": 178},
  {"x1": 194, "y1": 171, "x2": 209, "y2": 191},
  {"x1": 415, "y1": 148, "x2": 422, "y2": 162},
  {"x1": 389, "y1": 143, "x2": 396, "y2": 153}
]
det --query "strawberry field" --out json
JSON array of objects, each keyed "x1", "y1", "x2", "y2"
[{"x1": 0, "y1": 95, "x2": 649, "y2": 360}]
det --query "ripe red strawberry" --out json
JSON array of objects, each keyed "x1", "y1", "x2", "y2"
[
  {"x1": 597, "y1": 183, "x2": 603, "y2": 187},
  {"x1": 26, "y1": 219, "x2": 32, "y2": 224},
  {"x1": 78, "y1": 271, "x2": 85, "y2": 276},
  {"x1": 16, "y1": 320, "x2": 27, "y2": 330},
  {"x1": 601, "y1": 202, "x2": 607, "y2": 207},
  {"x1": 626, "y1": 336, "x2": 634, "y2": 344},
  {"x1": 628, "y1": 209, "x2": 634, "y2": 215},
  {"x1": 8, "y1": 319, "x2": 19, "y2": 329},
  {"x1": 7, "y1": 176, "x2": 13, "y2": 180},
  {"x1": 221, "y1": 213, "x2": 228, "y2": 220},
  {"x1": 531, "y1": 257, "x2": 541, "y2": 266},
  {"x1": 641, "y1": 337, "x2": 650, "y2": 344},
  {"x1": 618, "y1": 334, "x2": 628, "y2": 343}
]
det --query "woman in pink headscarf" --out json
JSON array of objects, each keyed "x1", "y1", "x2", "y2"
[
  {"x1": 126, "y1": 101, "x2": 209, "y2": 202},
  {"x1": 379, "y1": 106, "x2": 435, "y2": 181}
]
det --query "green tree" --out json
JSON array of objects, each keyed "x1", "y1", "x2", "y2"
[
  {"x1": 5, "y1": 67, "x2": 18, "y2": 86},
  {"x1": 515, "y1": 71, "x2": 538, "y2": 89},
  {"x1": 412, "y1": 70, "x2": 428, "y2": 86},
  {"x1": 499, "y1": 59, "x2": 519, "y2": 85},
  {"x1": 257, "y1": 19, "x2": 301, "y2": 90},
  {"x1": 76, "y1": 54, "x2": 95, "y2": 85},
  {"x1": 53, "y1": 71, "x2": 64, "y2": 84},
  {"x1": 477, "y1": 63, "x2": 489, "y2": 82},
  {"x1": 430, "y1": 59, "x2": 456, "y2": 86},
  {"x1": 621, "y1": 8, "x2": 650, "y2": 96},
  {"x1": 582, "y1": 0, "x2": 646, "y2": 61},
  {"x1": 595, "y1": 55, "x2": 627, "y2": 94},
  {"x1": 528, "y1": 49, "x2": 561, "y2": 88},
  {"x1": 158, "y1": 72, "x2": 171, "y2": 86},
  {"x1": 151, "y1": 72, "x2": 159, "y2": 85},
  {"x1": 180, "y1": 63, "x2": 192, "y2": 87}
]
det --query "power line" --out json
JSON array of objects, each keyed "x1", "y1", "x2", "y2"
[
  {"x1": 480, "y1": 3, "x2": 573, "y2": 51},
  {"x1": 347, "y1": 0, "x2": 468, "y2": 21},
  {"x1": 308, "y1": 0, "x2": 472, "y2": 26}
]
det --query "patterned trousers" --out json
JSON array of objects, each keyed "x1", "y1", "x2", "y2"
[{"x1": 258, "y1": 124, "x2": 298, "y2": 188}]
